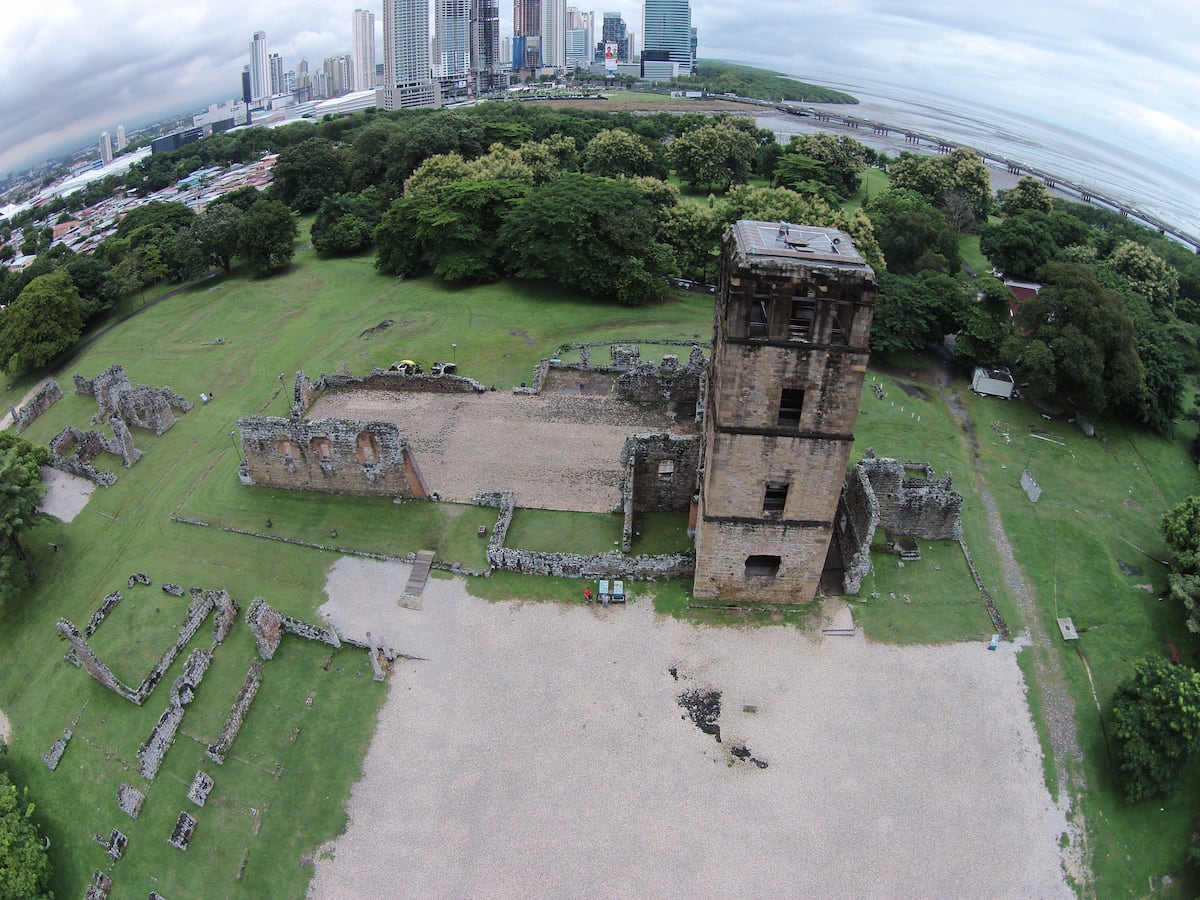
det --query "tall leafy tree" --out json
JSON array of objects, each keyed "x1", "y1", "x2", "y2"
[
  {"x1": 238, "y1": 199, "x2": 298, "y2": 278},
  {"x1": 0, "y1": 769, "x2": 52, "y2": 899},
  {"x1": 0, "y1": 434, "x2": 48, "y2": 605},
  {"x1": 865, "y1": 188, "x2": 961, "y2": 274},
  {"x1": 581, "y1": 128, "x2": 657, "y2": 179},
  {"x1": 1013, "y1": 261, "x2": 1142, "y2": 413},
  {"x1": 269, "y1": 138, "x2": 348, "y2": 213},
  {"x1": 1111, "y1": 656, "x2": 1200, "y2": 803},
  {"x1": 1000, "y1": 176, "x2": 1054, "y2": 216},
  {"x1": 783, "y1": 133, "x2": 866, "y2": 198},
  {"x1": 669, "y1": 120, "x2": 756, "y2": 192},
  {"x1": 0, "y1": 272, "x2": 85, "y2": 374},
  {"x1": 500, "y1": 173, "x2": 675, "y2": 306}
]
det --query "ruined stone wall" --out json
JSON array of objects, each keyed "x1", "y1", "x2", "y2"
[
  {"x1": 12, "y1": 378, "x2": 62, "y2": 433},
  {"x1": 487, "y1": 546, "x2": 694, "y2": 580},
  {"x1": 621, "y1": 433, "x2": 700, "y2": 514},
  {"x1": 692, "y1": 518, "x2": 832, "y2": 604},
  {"x1": 861, "y1": 457, "x2": 963, "y2": 542},
  {"x1": 836, "y1": 455, "x2": 964, "y2": 595},
  {"x1": 48, "y1": 422, "x2": 141, "y2": 485},
  {"x1": 75, "y1": 364, "x2": 191, "y2": 435},
  {"x1": 237, "y1": 416, "x2": 427, "y2": 499},
  {"x1": 206, "y1": 659, "x2": 263, "y2": 764},
  {"x1": 292, "y1": 368, "x2": 488, "y2": 417}
]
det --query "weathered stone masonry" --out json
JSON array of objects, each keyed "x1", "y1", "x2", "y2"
[
  {"x1": 835, "y1": 454, "x2": 964, "y2": 595},
  {"x1": 237, "y1": 416, "x2": 428, "y2": 499},
  {"x1": 75, "y1": 364, "x2": 191, "y2": 435},
  {"x1": 693, "y1": 222, "x2": 876, "y2": 604},
  {"x1": 12, "y1": 378, "x2": 62, "y2": 433}
]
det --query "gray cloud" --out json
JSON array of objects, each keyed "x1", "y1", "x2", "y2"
[{"x1": 0, "y1": 0, "x2": 1195, "y2": 183}]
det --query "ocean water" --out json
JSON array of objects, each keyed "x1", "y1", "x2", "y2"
[{"x1": 755, "y1": 73, "x2": 1200, "y2": 243}]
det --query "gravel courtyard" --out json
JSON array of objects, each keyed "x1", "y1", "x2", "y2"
[
  {"x1": 309, "y1": 558, "x2": 1071, "y2": 899},
  {"x1": 307, "y1": 388, "x2": 687, "y2": 512}
]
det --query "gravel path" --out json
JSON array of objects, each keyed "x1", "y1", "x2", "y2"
[
  {"x1": 0, "y1": 707, "x2": 10, "y2": 745},
  {"x1": 309, "y1": 559, "x2": 1071, "y2": 899},
  {"x1": 934, "y1": 363, "x2": 1087, "y2": 882},
  {"x1": 308, "y1": 389, "x2": 686, "y2": 512},
  {"x1": 38, "y1": 466, "x2": 96, "y2": 523}
]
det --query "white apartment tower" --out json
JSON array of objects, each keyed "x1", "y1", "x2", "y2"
[
  {"x1": 115, "y1": 124, "x2": 127, "y2": 151},
  {"x1": 435, "y1": 0, "x2": 470, "y2": 80},
  {"x1": 269, "y1": 52, "x2": 284, "y2": 95},
  {"x1": 382, "y1": 0, "x2": 437, "y2": 108},
  {"x1": 99, "y1": 131, "x2": 112, "y2": 165},
  {"x1": 352, "y1": 9, "x2": 377, "y2": 91},
  {"x1": 248, "y1": 31, "x2": 271, "y2": 104},
  {"x1": 540, "y1": 0, "x2": 566, "y2": 69}
]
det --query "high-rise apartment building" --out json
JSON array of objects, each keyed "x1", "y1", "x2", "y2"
[
  {"x1": 565, "y1": 28, "x2": 590, "y2": 69},
  {"x1": 601, "y1": 12, "x2": 629, "y2": 62},
  {"x1": 642, "y1": 0, "x2": 692, "y2": 79},
  {"x1": 435, "y1": 0, "x2": 470, "y2": 81},
  {"x1": 269, "y1": 52, "x2": 284, "y2": 95},
  {"x1": 469, "y1": 0, "x2": 501, "y2": 93},
  {"x1": 99, "y1": 131, "x2": 112, "y2": 165},
  {"x1": 382, "y1": 0, "x2": 437, "y2": 109},
  {"x1": 540, "y1": 0, "x2": 566, "y2": 70},
  {"x1": 115, "y1": 124, "x2": 127, "y2": 151},
  {"x1": 352, "y1": 9, "x2": 377, "y2": 91},
  {"x1": 323, "y1": 55, "x2": 352, "y2": 97},
  {"x1": 248, "y1": 31, "x2": 270, "y2": 105},
  {"x1": 513, "y1": 0, "x2": 541, "y2": 69}
]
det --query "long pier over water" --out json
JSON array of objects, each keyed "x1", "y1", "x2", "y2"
[{"x1": 766, "y1": 101, "x2": 1200, "y2": 253}]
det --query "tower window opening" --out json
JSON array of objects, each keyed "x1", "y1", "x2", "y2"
[
  {"x1": 789, "y1": 297, "x2": 815, "y2": 340},
  {"x1": 763, "y1": 482, "x2": 789, "y2": 514},
  {"x1": 778, "y1": 389, "x2": 805, "y2": 427},
  {"x1": 749, "y1": 297, "x2": 770, "y2": 339},
  {"x1": 744, "y1": 554, "x2": 781, "y2": 577}
]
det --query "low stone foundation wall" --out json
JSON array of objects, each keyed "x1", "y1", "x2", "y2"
[
  {"x1": 206, "y1": 659, "x2": 263, "y2": 764},
  {"x1": 48, "y1": 419, "x2": 141, "y2": 485},
  {"x1": 292, "y1": 368, "x2": 487, "y2": 418}
]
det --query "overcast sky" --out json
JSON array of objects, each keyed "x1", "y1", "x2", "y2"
[{"x1": 1, "y1": 0, "x2": 1196, "y2": 190}]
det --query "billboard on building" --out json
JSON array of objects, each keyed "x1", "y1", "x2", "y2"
[{"x1": 604, "y1": 42, "x2": 618, "y2": 73}]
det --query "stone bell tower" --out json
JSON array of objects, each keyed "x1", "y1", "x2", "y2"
[{"x1": 692, "y1": 221, "x2": 876, "y2": 604}]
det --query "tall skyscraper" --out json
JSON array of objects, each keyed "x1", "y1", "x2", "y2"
[
  {"x1": 435, "y1": 0, "x2": 470, "y2": 80},
  {"x1": 352, "y1": 8, "x2": 377, "y2": 91},
  {"x1": 248, "y1": 31, "x2": 270, "y2": 104},
  {"x1": 601, "y1": 12, "x2": 629, "y2": 62},
  {"x1": 540, "y1": 0, "x2": 566, "y2": 70},
  {"x1": 565, "y1": 28, "x2": 590, "y2": 69},
  {"x1": 99, "y1": 132, "x2": 112, "y2": 165},
  {"x1": 324, "y1": 55, "x2": 352, "y2": 96},
  {"x1": 642, "y1": 0, "x2": 692, "y2": 79},
  {"x1": 469, "y1": 0, "x2": 501, "y2": 94},
  {"x1": 382, "y1": 0, "x2": 436, "y2": 109},
  {"x1": 513, "y1": 0, "x2": 541, "y2": 69},
  {"x1": 269, "y1": 52, "x2": 284, "y2": 95},
  {"x1": 115, "y1": 124, "x2": 127, "y2": 151}
]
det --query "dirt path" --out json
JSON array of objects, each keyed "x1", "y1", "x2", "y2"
[{"x1": 933, "y1": 361, "x2": 1089, "y2": 884}]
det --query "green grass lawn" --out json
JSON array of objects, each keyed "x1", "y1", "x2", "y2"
[
  {"x1": 5, "y1": 232, "x2": 1200, "y2": 895},
  {"x1": 0, "y1": 250, "x2": 716, "y2": 898}
]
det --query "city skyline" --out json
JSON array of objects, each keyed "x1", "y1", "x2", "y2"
[{"x1": 0, "y1": 0, "x2": 1196, "y2": 192}]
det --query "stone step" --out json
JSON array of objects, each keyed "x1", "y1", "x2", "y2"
[{"x1": 400, "y1": 550, "x2": 435, "y2": 609}]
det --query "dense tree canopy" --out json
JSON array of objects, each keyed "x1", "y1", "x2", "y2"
[
  {"x1": 270, "y1": 138, "x2": 348, "y2": 213},
  {"x1": 499, "y1": 174, "x2": 675, "y2": 306},
  {"x1": 782, "y1": 133, "x2": 866, "y2": 198},
  {"x1": 1013, "y1": 261, "x2": 1141, "y2": 413},
  {"x1": 0, "y1": 769, "x2": 52, "y2": 899},
  {"x1": 581, "y1": 128, "x2": 659, "y2": 179},
  {"x1": 238, "y1": 199, "x2": 298, "y2": 278},
  {"x1": 865, "y1": 188, "x2": 961, "y2": 274},
  {"x1": 669, "y1": 119, "x2": 756, "y2": 192},
  {"x1": 869, "y1": 271, "x2": 968, "y2": 354},
  {"x1": 0, "y1": 434, "x2": 48, "y2": 608},
  {"x1": 1000, "y1": 176, "x2": 1054, "y2": 216},
  {"x1": 1111, "y1": 656, "x2": 1200, "y2": 803},
  {"x1": 0, "y1": 272, "x2": 85, "y2": 374}
]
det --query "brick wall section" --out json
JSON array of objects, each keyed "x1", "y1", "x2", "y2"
[
  {"x1": 237, "y1": 416, "x2": 427, "y2": 499},
  {"x1": 12, "y1": 378, "x2": 62, "y2": 433},
  {"x1": 693, "y1": 222, "x2": 876, "y2": 604}
]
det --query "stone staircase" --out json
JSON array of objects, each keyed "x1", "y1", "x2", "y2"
[{"x1": 399, "y1": 550, "x2": 435, "y2": 610}]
